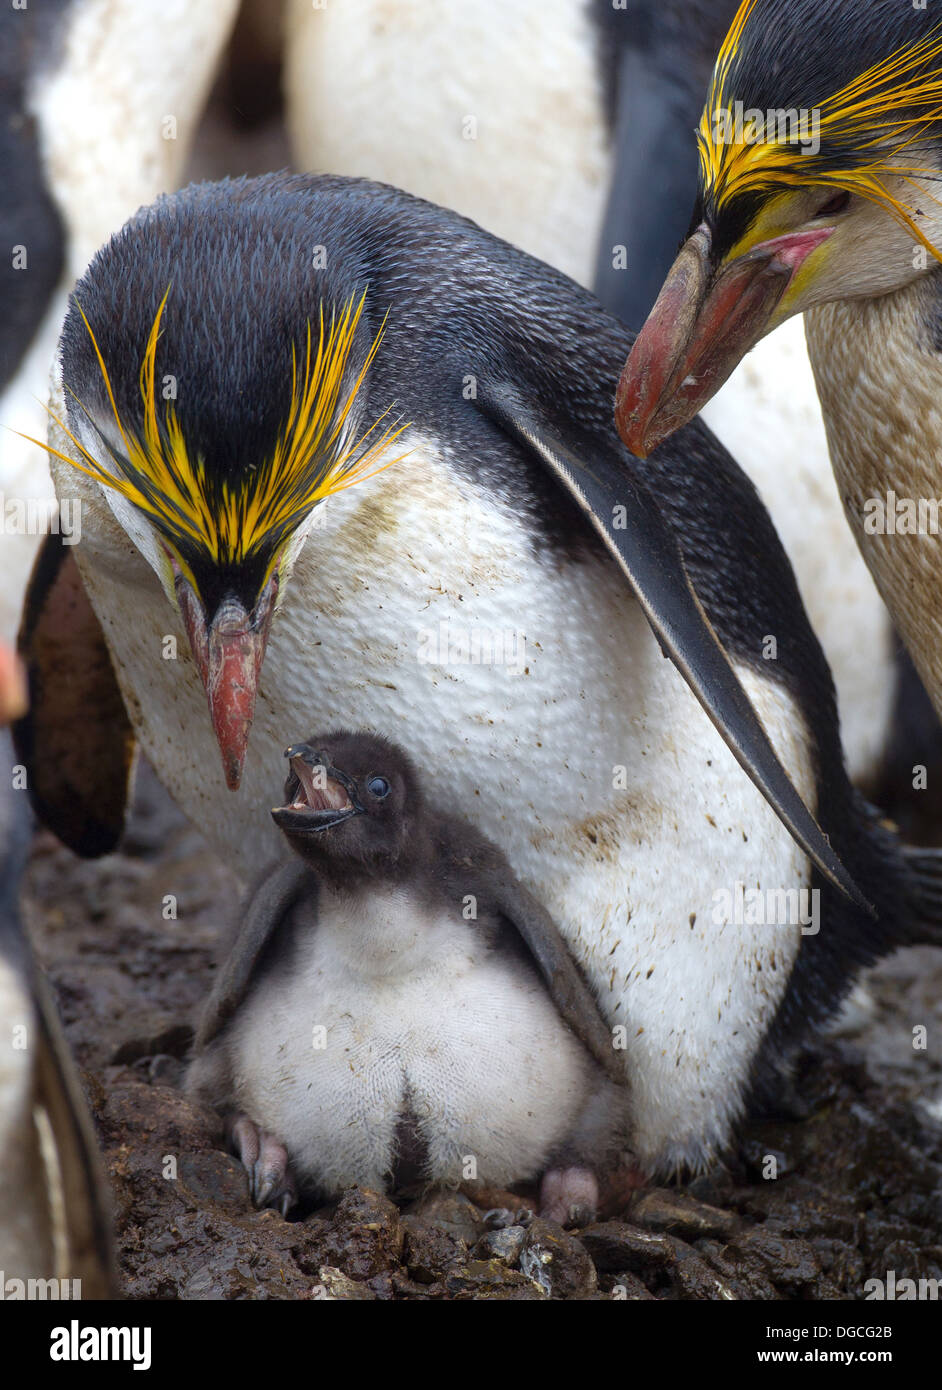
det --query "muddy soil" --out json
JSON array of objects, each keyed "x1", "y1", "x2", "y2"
[{"x1": 21, "y1": 763, "x2": 942, "y2": 1300}]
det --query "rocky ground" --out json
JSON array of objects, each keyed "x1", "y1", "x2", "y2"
[{"x1": 21, "y1": 763, "x2": 942, "y2": 1301}]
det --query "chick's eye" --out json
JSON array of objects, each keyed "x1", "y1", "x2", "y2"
[{"x1": 368, "y1": 776, "x2": 390, "y2": 799}]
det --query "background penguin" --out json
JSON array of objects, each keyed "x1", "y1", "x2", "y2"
[
  {"x1": 0, "y1": 0, "x2": 239, "y2": 644},
  {"x1": 589, "y1": 0, "x2": 926, "y2": 801},
  {"x1": 187, "y1": 730, "x2": 632, "y2": 1223},
  {"x1": 616, "y1": 0, "x2": 942, "y2": 764},
  {"x1": 0, "y1": 645, "x2": 114, "y2": 1293},
  {"x1": 16, "y1": 172, "x2": 942, "y2": 1175},
  {"x1": 283, "y1": 0, "x2": 610, "y2": 289}
]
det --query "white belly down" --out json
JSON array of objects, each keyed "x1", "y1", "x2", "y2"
[{"x1": 217, "y1": 887, "x2": 611, "y2": 1196}]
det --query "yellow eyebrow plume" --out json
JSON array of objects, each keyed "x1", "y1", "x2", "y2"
[
  {"x1": 699, "y1": 2, "x2": 942, "y2": 262},
  {"x1": 28, "y1": 288, "x2": 410, "y2": 568}
]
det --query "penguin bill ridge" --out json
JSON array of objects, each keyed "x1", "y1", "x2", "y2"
[
  {"x1": 17, "y1": 172, "x2": 942, "y2": 1174},
  {"x1": 188, "y1": 731, "x2": 632, "y2": 1220}
]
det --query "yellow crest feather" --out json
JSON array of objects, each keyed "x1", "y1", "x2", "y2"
[
  {"x1": 699, "y1": 2, "x2": 942, "y2": 262},
  {"x1": 27, "y1": 288, "x2": 410, "y2": 575}
]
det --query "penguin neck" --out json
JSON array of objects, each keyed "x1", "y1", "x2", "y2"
[
  {"x1": 297, "y1": 839, "x2": 427, "y2": 896},
  {"x1": 306, "y1": 853, "x2": 456, "y2": 981},
  {"x1": 804, "y1": 274, "x2": 942, "y2": 715}
]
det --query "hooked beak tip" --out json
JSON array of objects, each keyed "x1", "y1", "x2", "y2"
[
  {"x1": 614, "y1": 371, "x2": 655, "y2": 459},
  {"x1": 615, "y1": 223, "x2": 833, "y2": 454},
  {"x1": 223, "y1": 754, "x2": 245, "y2": 792}
]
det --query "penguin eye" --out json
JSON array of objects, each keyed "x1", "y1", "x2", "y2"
[
  {"x1": 813, "y1": 191, "x2": 851, "y2": 219},
  {"x1": 367, "y1": 775, "x2": 390, "y2": 799}
]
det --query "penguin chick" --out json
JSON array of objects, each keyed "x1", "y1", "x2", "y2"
[{"x1": 187, "y1": 730, "x2": 631, "y2": 1224}]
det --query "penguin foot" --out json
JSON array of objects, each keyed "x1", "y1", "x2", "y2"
[
  {"x1": 539, "y1": 1167, "x2": 598, "y2": 1228},
  {"x1": 229, "y1": 1115, "x2": 298, "y2": 1216},
  {"x1": 483, "y1": 1206, "x2": 535, "y2": 1230}
]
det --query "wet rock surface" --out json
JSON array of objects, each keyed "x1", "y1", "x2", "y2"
[{"x1": 19, "y1": 763, "x2": 942, "y2": 1300}]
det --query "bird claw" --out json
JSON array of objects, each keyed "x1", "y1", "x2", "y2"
[
  {"x1": 483, "y1": 1205, "x2": 534, "y2": 1230},
  {"x1": 228, "y1": 1114, "x2": 298, "y2": 1216}
]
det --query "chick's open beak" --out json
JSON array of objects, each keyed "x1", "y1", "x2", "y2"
[
  {"x1": 176, "y1": 572, "x2": 278, "y2": 791},
  {"x1": 615, "y1": 223, "x2": 833, "y2": 458},
  {"x1": 270, "y1": 744, "x2": 363, "y2": 833}
]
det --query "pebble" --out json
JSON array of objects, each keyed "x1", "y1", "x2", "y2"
[
  {"x1": 520, "y1": 1219, "x2": 598, "y2": 1299},
  {"x1": 474, "y1": 1225, "x2": 527, "y2": 1265}
]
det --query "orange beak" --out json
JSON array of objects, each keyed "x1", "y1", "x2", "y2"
[
  {"x1": 176, "y1": 572, "x2": 278, "y2": 791},
  {"x1": 615, "y1": 223, "x2": 834, "y2": 457}
]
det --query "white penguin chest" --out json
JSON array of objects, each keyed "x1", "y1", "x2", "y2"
[{"x1": 226, "y1": 884, "x2": 593, "y2": 1192}]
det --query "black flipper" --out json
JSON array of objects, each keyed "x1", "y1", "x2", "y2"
[
  {"x1": 593, "y1": 37, "x2": 705, "y2": 330},
  {"x1": 591, "y1": 0, "x2": 733, "y2": 329},
  {"x1": 901, "y1": 846, "x2": 942, "y2": 948},
  {"x1": 872, "y1": 641, "x2": 942, "y2": 844},
  {"x1": 195, "y1": 859, "x2": 311, "y2": 1049},
  {"x1": 490, "y1": 880, "x2": 624, "y2": 1085},
  {"x1": 476, "y1": 379, "x2": 871, "y2": 915},
  {"x1": 432, "y1": 817, "x2": 624, "y2": 1085},
  {"x1": 13, "y1": 536, "x2": 135, "y2": 857}
]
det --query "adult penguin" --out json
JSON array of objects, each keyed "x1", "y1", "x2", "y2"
[
  {"x1": 618, "y1": 0, "x2": 942, "y2": 734},
  {"x1": 14, "y1": 173, "x2": 942, "y2": 1173}
]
